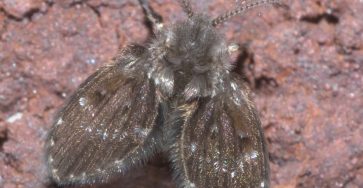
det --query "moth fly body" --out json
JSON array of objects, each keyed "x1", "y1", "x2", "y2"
[{"x1": 46, "y1": 0, "x2": 279, "y2": 187}]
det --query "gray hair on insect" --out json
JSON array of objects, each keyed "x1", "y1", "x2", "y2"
[{"x1": 45, "y1": 0, "x2": 280, "y2": 187}]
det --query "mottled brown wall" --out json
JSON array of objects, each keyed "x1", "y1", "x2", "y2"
[{"x1": 0, "y1": 0, "x2": 362, "y2": 188}]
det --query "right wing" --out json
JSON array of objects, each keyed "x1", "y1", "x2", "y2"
[
  {"x1": 170, "y1": 76, "x2": 270, "y2": 188},
  {"x1": 46, "y1": 45, "x2": 163, "y2": 185}
]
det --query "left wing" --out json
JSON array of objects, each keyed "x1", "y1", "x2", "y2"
[{"x1": 46, "y1": 46, "x2": 163, "y2": 185}]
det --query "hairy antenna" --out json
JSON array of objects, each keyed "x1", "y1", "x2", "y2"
[
  {"x1": 212, "y1": 0, "x2": 279, "y2": 26},
  {"x1": 179, "y1": 0, "x2": 194, "y2": 18},
  {"x1": 139, "y1": 0, "x2": 163, "y2": 30}
]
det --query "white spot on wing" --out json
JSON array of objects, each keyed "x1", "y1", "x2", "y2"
[
  {"x1": 239, "y1": 132, "x2": 248, "y2": 139},
  {"x1": 81, "y1": 172, "x2": 87, "y2": 180},
  {"x1": 248, "y1": 150, "x2": 258, "y2": 160},
  {"x1": 102, "y1": 131, "x2": 108, "y2": 140},
  {"x1": 134, "y1": 127, "x2": 151, "y2": 138},
  {"x1": 56, "y1": 118, "x2": 63, "y2": 126},
  {"x1": 119, "y1": 132, "x2": 128, "y2": 140},
  {"x1": 213, "y1": 161, "x2": 220, "y2": 171},
  {"x1": 230, "y1": 81, "x2": 244, "y2": 106},
  {"x1": 51, "y1": 167, "x2": 60, "y2": 181},
  {"x1": 231, "y1": 82, "x2": 238, "y2": 91},
  {"x1": 160, "y1": 74, "x2": 173, "y2": 90},
  {"x1": 232, "y1": 93, "x2": 242, "y2": 106},
  {"x1": 147, "y1": 67, "x2": 155, "y2": 79},
  {"x1": 190, "y1": 143, "x2": 197, "y2": 153},
  {"x1": 112, "y1": 129, "x2": 119, "y2": 139},
  {"x1": 260, "y1": 181, "x2": 266, "y2": 187},
  {"x1": 165, "y1": 31, "x2": 172, "y2": 46},
  {"x1": 211, "y1": 124, "x2": 218, "y2": 133},
  {"x1": 114, "y1": 160, "x2": 125, "y2": 172},
  {"x1": 185, "y1": 180, "x2": 196, "y2": 188},
  {"x1": 231, "y1": 171, "x2": 236, "y2": 178},
  {"x1": 79, "y1": 97, "x2": 87, "y2": 106},
  {"x1": 125, "y1": 60, "x2": 137, "y2": 68},
  {"x1": 50, "y1": 138, "x2": 55, "y2": 146},
  {"x1": 238, "y1": 159, "x2": 244, "y2": 171},
  {"x1": 52, "y1": 169, "x2": 58, "y2": 176},
  {"x1": 85, "y1": 127, "x2": 92, "y2": 133},
  {"x1": 221, "y1": 160, "x2": 228, "y2": 173}
]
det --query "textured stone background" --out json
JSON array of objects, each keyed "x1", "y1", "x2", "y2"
[{"x1": 0, "y1": 0, "x2": 362, "y2": 188}]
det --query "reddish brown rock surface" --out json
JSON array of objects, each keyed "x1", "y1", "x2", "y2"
[{"x1": 0, "y1": 0, "x2": 362, "y2": 188}]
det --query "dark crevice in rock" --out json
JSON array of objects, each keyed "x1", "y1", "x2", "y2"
[
  {"x1": 341, "y1": 175, "x2": 356, "y2": 187},
  {"x1": 45, "y1": 0, "x2": 55, "y2": 7},
  {"x1": 0, "y1": 8, "x2": 23, "y2": 22},
  {"x1": 233, "y1": 50, "x2": 248, "y2": 72},
  {"x1": 275, "y1": 3, "x2": 294, "y2": 21},
  {"x1": 86, "y1": 3, "x2": 104, "y2": 27},
  {"x1": 255, "y1": 75, "x2": 279, "y2": 90},
  {"x1": 300, "y1": 13, "x2": 339, "y2": 24},
  {"x1": 22, "y1": 7, "x2": 43, "y2": 21},
  {"x1": 232, "y1": 47, "x2": 279, "y2": 92},
  {"x1": 3, "y1": 152, "x2": 22, "y2": 172},
  {"x1": 0, "y1": 7, "x2": 44, "y2": 22},
  {"x1": 87, "y1": 4, "x2": 101, "y2": 18},
  {"x1": 0, "y1": 96, "x2": 22, "y2": 114},
  {"x1": 115, "y1": 27, "x2": 123, "y2": 50},
  {"x1": 68, "y1": 0, "x2": 87, "y2": 8},
  {"x1": 232, "y1": 45, "x2": 254, "y2": 85},
  {"x1": 67, "y1": 1, "x2": 105, "y2": 28},
  {"x1": 0, "y1": 128, "x2": 23, "y2": 172},
  {"x1": 0, "y1": 128, "x2": 9, "y2": 152},
  {"x1": 68, "y1": 0, "x2": 126, "y2": 10},
  {"x1": 269, "y1": 153, "x2": 288, "y2": 167},
  {"x1": 337, "y1": 44, "x2": 362, "y2": 56}
]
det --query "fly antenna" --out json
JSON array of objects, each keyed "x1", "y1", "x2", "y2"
[
  {"x1": 212, "y1": 0, "x2": 279, "y2": 26},
  {"x1": 179, "y1": 0, "x2": 194, "y2": 18},
  {"x1": 138, "y1": 0, "x2": 164, "y2": 30}
]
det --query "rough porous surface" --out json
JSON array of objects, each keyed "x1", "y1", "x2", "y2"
[{"x1": 0, "y1": 0, "x2": 362, "y2": 187}]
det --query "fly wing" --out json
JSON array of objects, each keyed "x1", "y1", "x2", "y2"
[
  {"x1": 171, "y1": 76, "x2": 269, "y2": 188},
  {"x1": 46, "y1": 46, "x2": 162, "y2": 185}
]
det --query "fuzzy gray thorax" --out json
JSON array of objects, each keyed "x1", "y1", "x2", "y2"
[{"x1": 148, "y1": 15, "x2": 232, "y2": 100}]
